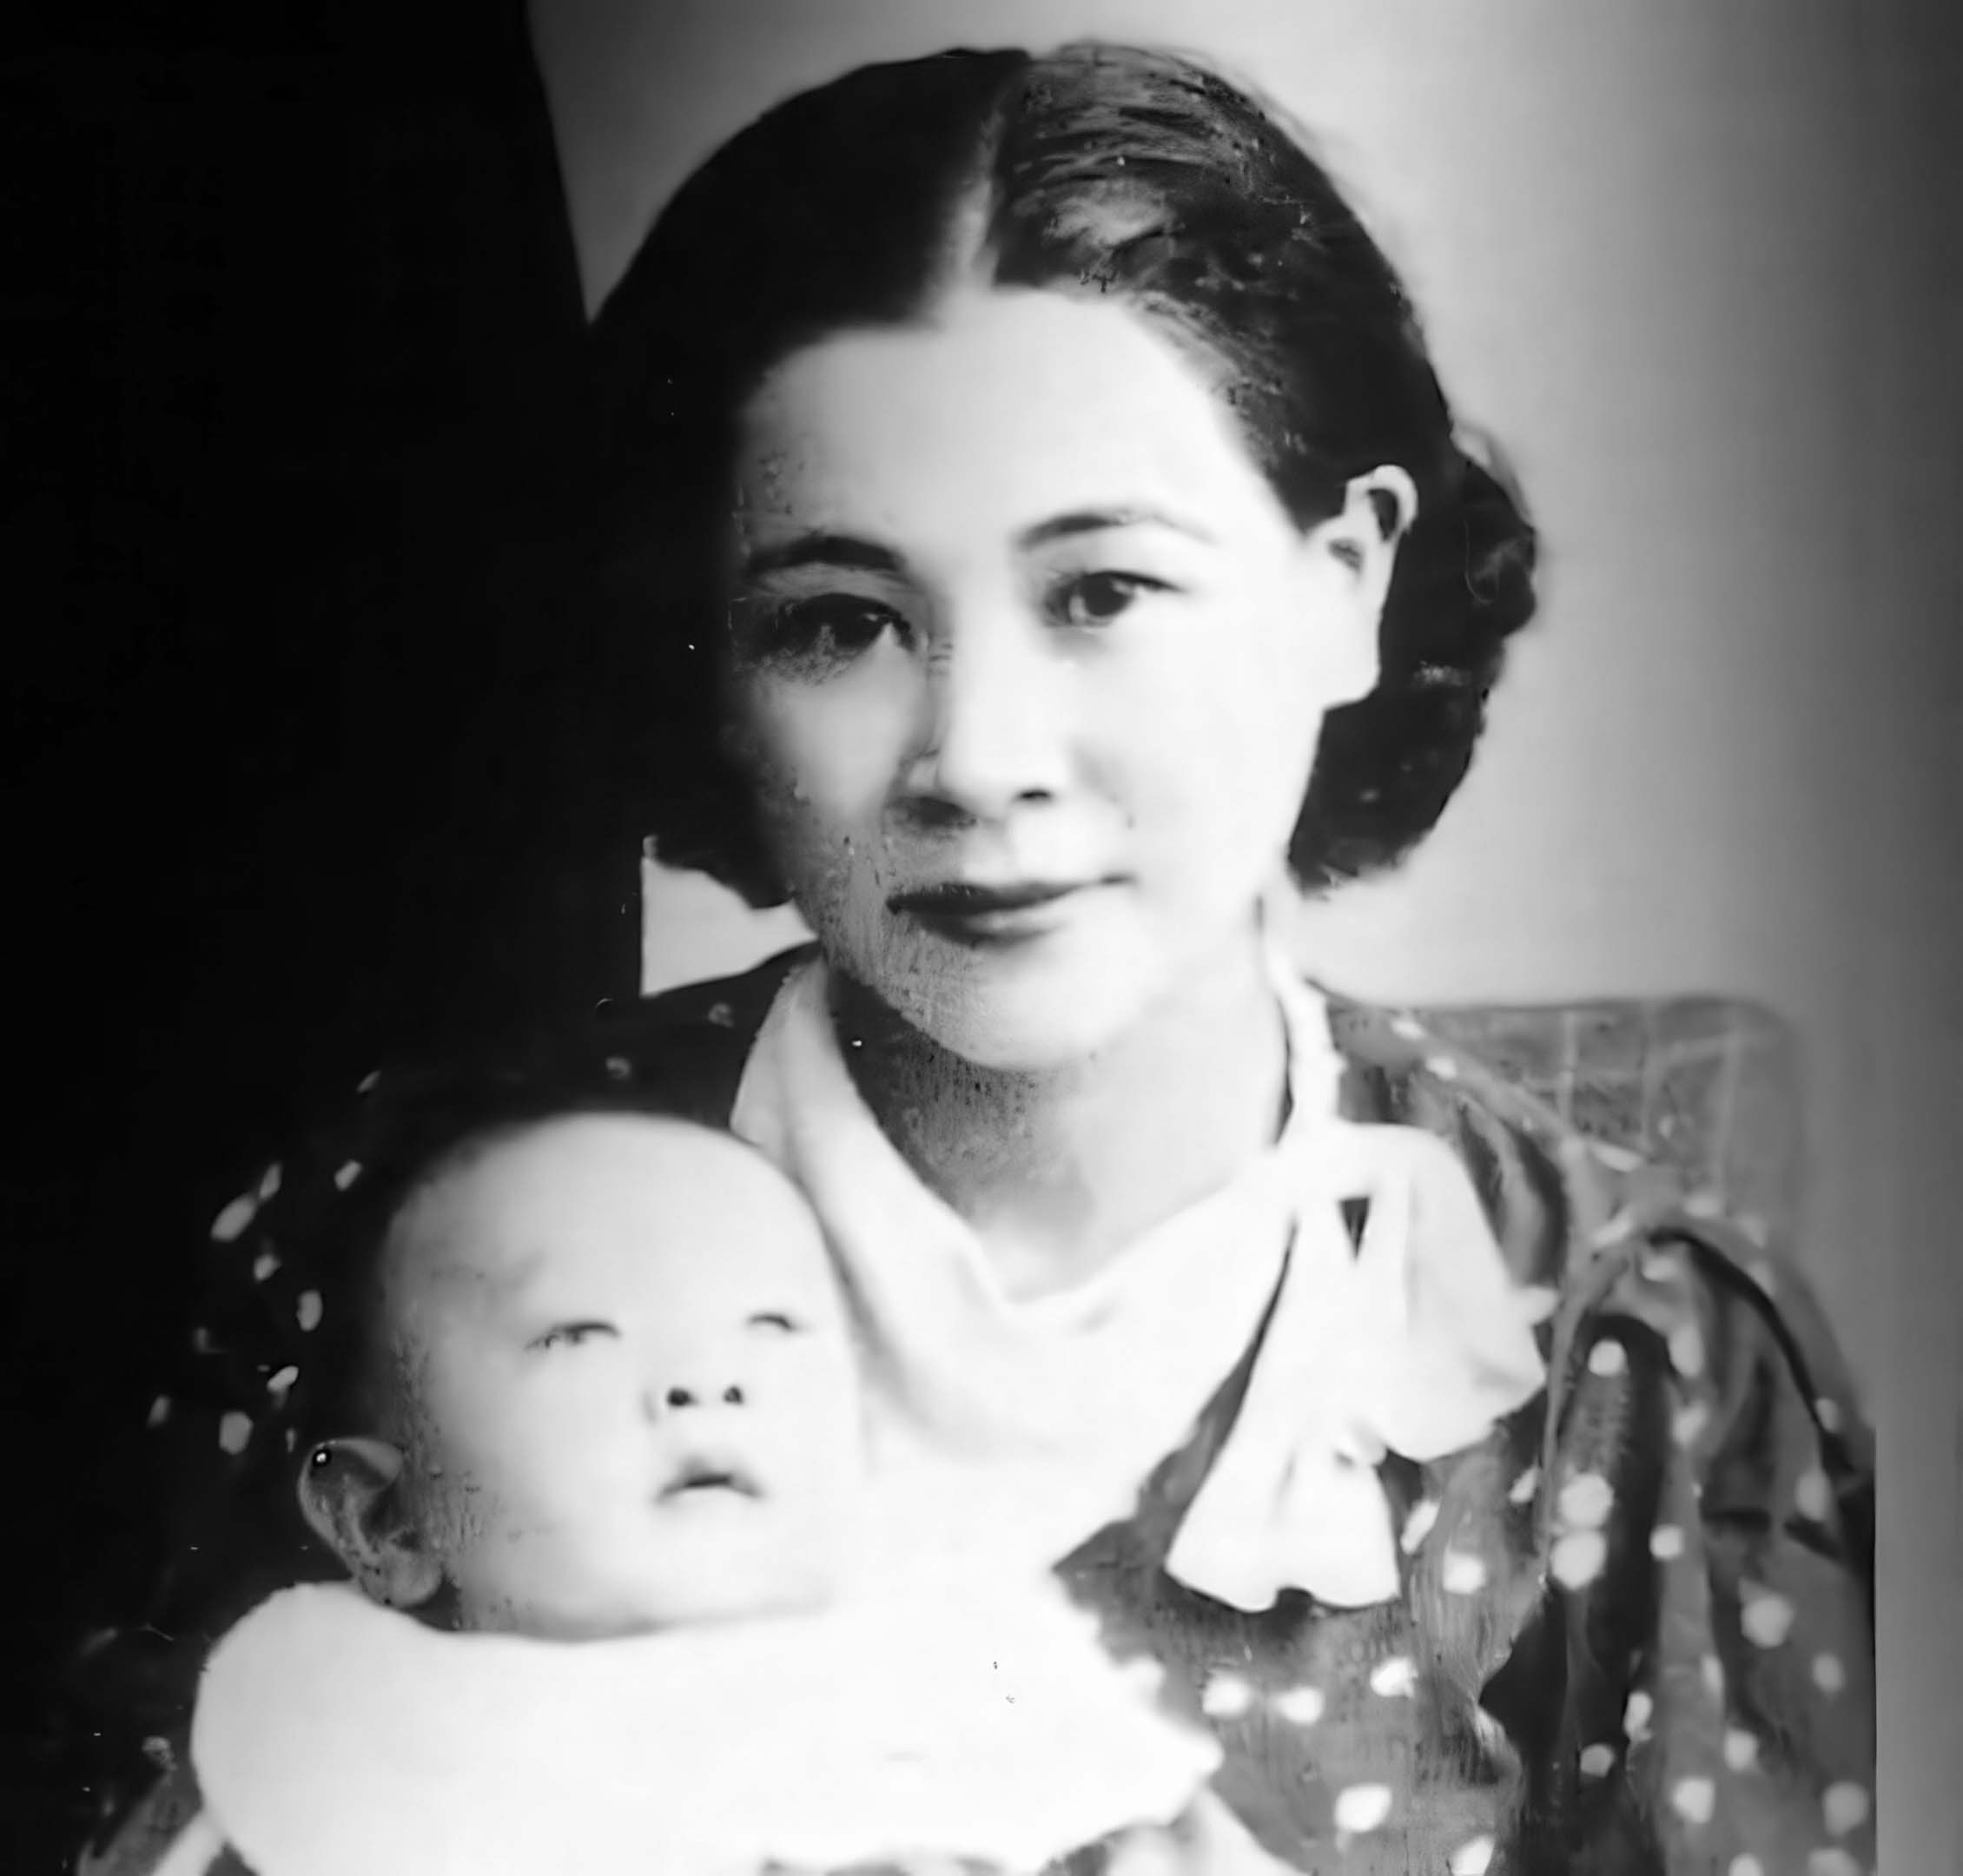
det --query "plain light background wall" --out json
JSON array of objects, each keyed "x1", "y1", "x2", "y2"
[{"x1": 528, "y1": 7, "x2": 1958, "y2": 1851}]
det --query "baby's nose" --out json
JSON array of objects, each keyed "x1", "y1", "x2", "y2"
[{"x1": 652, "y1": 1379, "x2": 745, "y2": 1412}]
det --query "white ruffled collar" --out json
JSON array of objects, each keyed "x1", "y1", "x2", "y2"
[
  {"x1": 730, "y1": 948, "x2": 1551, "y2": 1611},
  {"x1": 191, "y1": 1578, "x2": 1217, "y2": 1876}
]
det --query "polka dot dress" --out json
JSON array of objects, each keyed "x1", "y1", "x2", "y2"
[
  {"x1": 1043, "y1": 1001, "x2": 1876, "y2": 1875},
  {"x1": 79, "y1": 954, "x2": 1876, "y2": 1876}
]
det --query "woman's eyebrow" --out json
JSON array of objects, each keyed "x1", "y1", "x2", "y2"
[
  {"x1": 737, "y1": 531, "x2": 903, "y2": 580},
  {"x1": 737, "y1": 510, "x2": 1213, "y2": 580},
  {"x1": 1017, "y1": 507, "x2": 1216, "y2": 549}
]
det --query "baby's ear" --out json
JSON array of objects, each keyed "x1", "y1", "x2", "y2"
[{"x1": 297, "y1": 1437, "x2": 445, "y2": 1610}]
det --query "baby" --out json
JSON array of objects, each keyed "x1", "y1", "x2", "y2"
[
  {"x1": 129, "y1": 1082, "x2": 1252, "y2": 1876},
  {"x1": 303, "y1": 1110, "x2": 865, "y2": 1642}
]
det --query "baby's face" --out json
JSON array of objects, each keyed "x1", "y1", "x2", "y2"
[{"x1": 378, "y1": 1114, "x2": 863, "y2": 1639}]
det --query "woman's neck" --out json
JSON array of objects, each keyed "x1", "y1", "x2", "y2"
[{"x1": 832, "y1": 935, "x2": 1289, "y2": 1299}]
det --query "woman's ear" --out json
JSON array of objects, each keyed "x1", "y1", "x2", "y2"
[
  {"x1": 297, "y1": 1436, "x2": 445, "y2": 1611},
  {"x1": 1294, "y1": 464, "x2": 1420, "y2": 707}
]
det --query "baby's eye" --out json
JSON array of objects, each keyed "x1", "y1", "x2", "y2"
[
  {"x1": 1044, "y1": 571, "x2": 1171, "y2": 629},
  {"x1": 748, "y1": 1311, "x2": 802, "y2": 1335},
  {"x1": 528, "y1": 1321, "x2": 618, "y2": 1352}
]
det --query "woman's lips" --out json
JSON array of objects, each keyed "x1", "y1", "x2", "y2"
[{"x1": 888, "y1": 881, "x2": 1106, "y2": 946}]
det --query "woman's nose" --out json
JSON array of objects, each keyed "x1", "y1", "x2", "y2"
[{"x1": 908, "y1": 613, "x2": 1072, "y2": 818}]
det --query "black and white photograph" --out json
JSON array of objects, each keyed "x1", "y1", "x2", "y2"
[{"x1": 7, "y1": 4, "x2": 1958, "y2": 1873}]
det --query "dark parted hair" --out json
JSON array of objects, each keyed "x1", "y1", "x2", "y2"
[{"x1": 586, "y1": 41, "x2": 1539, "y2": 902}]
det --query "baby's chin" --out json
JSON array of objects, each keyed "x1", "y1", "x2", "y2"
[
  {"x1": 628, "y1": 1569, "x2": 841, "y2": 1635},
  {"x1": 456, "y1": 1562, "x2": 846, "y2": 1642}
]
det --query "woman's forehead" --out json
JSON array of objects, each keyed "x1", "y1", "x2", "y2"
[{"x1": 730, "y1": 287, "x2": 1271, "y2": 552}]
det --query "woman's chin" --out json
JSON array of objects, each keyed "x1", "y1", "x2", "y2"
[{"x1": 880, "y1": 927, "x2": 1169, "y2": 1074}]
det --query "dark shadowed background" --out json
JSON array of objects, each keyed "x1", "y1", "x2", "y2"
[{"x1": 3, "y1": 5, "x2": 635, "y2": 1864}]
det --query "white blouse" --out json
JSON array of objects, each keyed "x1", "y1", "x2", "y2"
[{"x1": 729, "y1": 949, "x2": 1554, "y2": 1613}]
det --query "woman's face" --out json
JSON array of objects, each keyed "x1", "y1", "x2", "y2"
[{"x1": 725, "y1": 287, "x2": 1402, "y2": 1071}]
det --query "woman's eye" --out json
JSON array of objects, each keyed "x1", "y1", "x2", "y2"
[
  {"x1": 749, "y1": 594, "x2": 909, "y2": 671},
  {"x1": 529, "y1": 1321, "x2": 618, "y2": 1352},
  {"x1": 748, "y1": 1311, "x2": 802, "y2": 1335},
  {"x1": 1046, "y1": 571, "x2": 1167, "y2": 629}
]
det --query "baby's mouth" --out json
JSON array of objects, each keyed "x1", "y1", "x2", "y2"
[{"x1": 658, "y1": 1457, "x2": 763, "y2": 1504}]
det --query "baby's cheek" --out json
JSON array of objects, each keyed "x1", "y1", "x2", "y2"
[
  {"x1": 796, "y1": 1369, "x2": 873, "y2": 1496},
  {"x1": 420, "y1": 1464, "x2": 498, "y2": 1552},
  {"x1": 394, "y1": 1401, "x2": 526, "y2": 1562}
]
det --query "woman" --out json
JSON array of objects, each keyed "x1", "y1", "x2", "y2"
[{"x1": 83, "y1": 41, "x2": 1873, "y2": 1876}]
